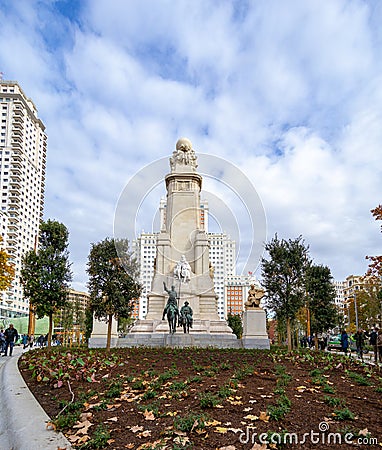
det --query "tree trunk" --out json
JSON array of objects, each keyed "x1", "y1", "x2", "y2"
[
  {"x1": 106, "y1": 314, "x2": 112, "y2": 351},
  {"x1": 48, "y1": 313, "x2": 53, "y2": 348},
  {"x1": 286, "y1": 317, "x2": 292, "y2": 352},
  {"x1": 315, "y1": 332, "x2": 319, "y2": 351}
]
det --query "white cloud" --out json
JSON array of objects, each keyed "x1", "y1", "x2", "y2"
[{"x1": 0, "y1": 0, "x2": 381, "y2": 290}]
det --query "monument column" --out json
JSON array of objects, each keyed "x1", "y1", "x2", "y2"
[{"x1": 130, "y1": 138, "x2": 235, "y2": 340}]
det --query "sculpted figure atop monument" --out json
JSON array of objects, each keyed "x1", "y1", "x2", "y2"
[
  {"x1": 174, "y1": 255, "x2": 191, "y2": 282},
  {"x1": 170, "y1": 137, "x2": 198, "y2": 172},
  {"x1": 245, "y1": 284, "x2": 265, "y2": 310}
]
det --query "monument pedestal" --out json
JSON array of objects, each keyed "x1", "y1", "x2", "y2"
[
  {"x1": 88, "y1": 316, "x2": 119, "y2": 348},
  {"x1": 242, "y1": 309, "x2": 270, "y2": 349}
]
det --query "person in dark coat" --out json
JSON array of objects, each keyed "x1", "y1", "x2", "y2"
[
  {"x1": 369, "y1": 328, "x2": 378, "y2": 363},
  {"x1": 340, "y1": 330, "x2": 349, "y2": 356},
  {"x1": 354, "y1": 329, "x2": 366, "y2": 360},
  {"x1": 2, "y1": 323, "x2": 19, "y2": 357}
]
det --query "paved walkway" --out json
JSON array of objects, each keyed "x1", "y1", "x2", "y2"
[{"x1": 0, "y1": 345, "x2": 72, "y2": 450}]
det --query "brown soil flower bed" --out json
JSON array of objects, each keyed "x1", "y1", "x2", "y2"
[{"x1": 19, "y1": 347, "x2": 382, "y2": 450}]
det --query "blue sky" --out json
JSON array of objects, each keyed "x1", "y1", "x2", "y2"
[{"x1": 1, "y1": 0, "x2": 381, "y2": 291}]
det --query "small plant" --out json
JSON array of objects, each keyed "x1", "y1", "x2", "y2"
[
  {"x1": 322, "y1": 384, "x2": 336, "y2": 394},
  {"x1": 323, "y1": 395, "x2": 344, "y2": 407},
  {"x1": 169, "y1": 381, "x2": 188, "y2": 392},
  {"x1": 187, "y1": 375, "x2": 202, "y2": 384},
  {"x1": 131, "y1": 380, "x2": 145, "y2": 391},
  {"x1": 174, "y1": 413, "x2": 206, "y2": 432},
  {"x1": 334, "y1": 408, "x2": 355, "y2": 421},
  {"x1": 53, "y1": 412, "x2": 80, "y2": 430},
  {"x1": 311, "y1": 376, "x2": 326, "y2": 386},
  {"x1": 234, "y1": 365, "x2": 254, "y2": 380},
  {"x1": 273, "y1": 387, "x2": 285, "y2": 395},
  {"x1": 199, "y1": 392, "x2": 219, "y2": 409},
  {"x1": 347, "y1": 371, "x2": 372, "y2": 386},
  {"x1": 142, "y1": 389, "x2": 158, "y2": 400},
  {"x1": 309, "y1": 368, "x2": 322, "y2": 377},
  {"x1": 80, "y1": 424, "x2": 110, "y2": 449},
  {"x1": 138, "y1": 402, "x2": 160, "y2": 416},
  {"x1": 220, "y1": 361, "x2": 231, "y2": 370},
  {"x1": 105, "y1": 380, "x2": 122, "y2": 398},
  {"x1": 267, "y1": 395, "x2": 291, "y2": 421},
  {"x1": 217, "y1": 385, "x2": 233, "y2": 399}
]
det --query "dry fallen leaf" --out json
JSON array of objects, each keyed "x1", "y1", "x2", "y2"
[
  {"x1": 244, "y1": 414, "x2": 259, "y2": 421},
  {"x1": 259, "y1": 411, "x2": 270, "y2": 422},
  {"x1": 140, "y1": 430, "x2": 151, "y2": 437},
  {"x1": 218, "y1": 446, "x2": 236, "y2": 450},
  {"x1": 174, "y1": 436, "x2": 190, "y2": 445},
  {"x1": 107, "y1": 417, "x2": 118, "y2": 422},
  {"x1": 130, "y1": 425, "x2": 144, "y2": 433},
  {"x1": 214, "y1": 427, "x2": 228, "y2": 434},
  {"x1": 250, "y1": 443, "x2": 269, "y2": 450},
  {"x1": 46, "y1": 421, "x2": 56, "y2": 431},
  {"x1": 124, "y1": 444, "x2": 135, "y2": 449},
  {"x1": 143, "y1": 409, "x2": 155, "y2": 421},
  {"x1": 205, "y1": 419, "x2": 221, "y2": 427},
  {"x1": 358, "y1": 428, "x2": 369, "y2": 436}
]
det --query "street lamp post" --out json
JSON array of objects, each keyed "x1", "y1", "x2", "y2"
[{"x1": 354, "y1": 292, "x2": 359, "y2": 330}]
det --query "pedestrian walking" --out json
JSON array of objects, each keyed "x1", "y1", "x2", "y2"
[
  {"x1": 377, "y1": 329, "x2": 382, "y2": 363},
  {"x1": 21, "y1": 334, "x2": 28, "y2": 349},
  {"x1": 0, "y1": 328, "x2": 5, "y2": 353},
  {"x1": 354, "y1": 329, "x2": 366, "y2": 361},
  {"x1": 27, "y1": 334, "x2": 34, "y2": 349},
  {"x1": 340, "y1": 330, "x2": 349, "y2": 356},
  {"x1": 369, "y1": 327, "x2": 378, "y2": 363},
  {"x1": 2, "y1": 323, "x2": 19, "y2": 357}
]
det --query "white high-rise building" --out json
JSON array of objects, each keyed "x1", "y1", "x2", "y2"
[
  {"x1": 0, "y1": 80, "x2": 47, "y2": 318},
  {"x1": 133, "y1": 199, "x2": 236, "y2": 319}
]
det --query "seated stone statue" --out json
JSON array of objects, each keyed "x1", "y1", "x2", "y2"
[
  {"x1": 174, "y1": 255, "x2": 191, "y2": 282},
  {"x1": 245, "y1": 284, "x2": 265, "y2": 309}
]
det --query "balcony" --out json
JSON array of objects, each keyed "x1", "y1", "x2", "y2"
[
  {"x1": 10, "y1": 173, "x2": 22, "y2": 181},
  {"x1": 10, "y1": 180, "x2": 21, "y2": 189},
  {"x1": 7, "y1": 236, "x2": 17, "y2": 245},
  {"x1": 12, "y1": 122, "x2": 23, "y2": 130}
]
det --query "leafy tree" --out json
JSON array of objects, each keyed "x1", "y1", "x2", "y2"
[
  {"x1": 227, "y1": 313, "x2": 243, "y2": 339},
  {"x1": 261, "y1": 235, "x2": 310, "y2": 351},
  {"x1": 305, "y1": 264, "x2": 338, "y2": 346},
  {"x1": 0, "y1": 236, "x2": 15, "y2": 291},
  {"x1": 347, "y1": 277, "x2": 381, "y2": 331},
  {"x1": 87, "y1": 237, "x2": 141, "y2": 350},
  {"x1": 84, "y1": 305, "x2": 94, "y2": 342},
  {"x1": 21, "y1": 220, "x2": 72, "y2": 347},
  {"x1": 366, "y1": 204, "x2": 382, "y2": 277}
]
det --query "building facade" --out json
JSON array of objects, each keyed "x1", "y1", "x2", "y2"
[{"x1": 0, "y1": 80, "x2": 47, "y2": 318}]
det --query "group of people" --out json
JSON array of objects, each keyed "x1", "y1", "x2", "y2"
[
  {"x1": 0, "y1": 323, "x2": 61, "y2": 356},
  {"x1": 340, "y1": 327, "x2": 382, "y2": 362},
  {"x1": 300, "y1": 334, "x2": 328, "y2": 350}
]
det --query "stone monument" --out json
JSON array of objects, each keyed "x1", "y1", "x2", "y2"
[
  {"x1": 121, "y1": 138, "x2": 236, "y2": 347},
  {"x1": 242, "y1": 284, "x2": 270, "y2": 349}
]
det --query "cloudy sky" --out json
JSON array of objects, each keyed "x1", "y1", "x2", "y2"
[{"x1": 1, "y1": 0, "x2": 381, "y2": 291}]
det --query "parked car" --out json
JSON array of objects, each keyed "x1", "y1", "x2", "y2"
[{"x1": 327, "y1": 334, "x2": 369, "y2": 354}]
